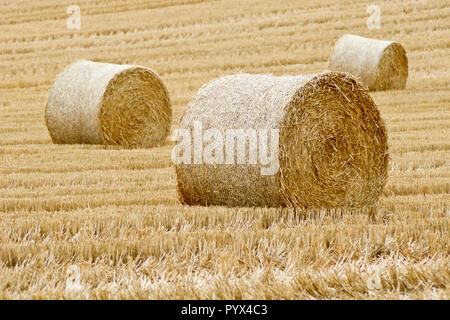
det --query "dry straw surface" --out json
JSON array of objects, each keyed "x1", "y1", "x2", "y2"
[
  {"x1": 0, "y1": 0, "x2": 448, "y2": 299},
  {"x1": 329, "y1": 34, "x2": 408, "y2": 91},
  {"x1": 45, "y1": 60, "x2": 171, "y2": 148},
  {"x1": 176, "y1": 71, "x2": 389, "y2": 208}
]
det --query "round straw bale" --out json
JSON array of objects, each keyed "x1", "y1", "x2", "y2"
[
  {"x1": 45, "y1": 60, "x2": 171, "y2": 147},
  {"x1": 329, "y1": 34, "x2": 408, "y2": 91},
  {"x1": 175, "y1": 71, "x2": 389, "y2": 208}
]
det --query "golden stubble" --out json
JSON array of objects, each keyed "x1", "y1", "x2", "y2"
[{"x1": 0, "y1": 0, "x2": 448, "y2": 299}]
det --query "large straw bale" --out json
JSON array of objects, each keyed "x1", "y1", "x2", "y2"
[
  {"x1": 329, "y1": 34, "x2": 408, "y2": 91},
  {"x1": 45, "y1": 60, "x2": 171, "y2": 147},
  {"x1": 175, "y1": 71, "x2": 389, "y2": 208}
]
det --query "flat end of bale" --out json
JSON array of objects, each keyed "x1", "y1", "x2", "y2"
[
  {"x1": 99, "y1": 66, "x2": 172, "y2": 148},
  {"x1": 278, "y1": 71, "x2": 389, "y2": 208}
]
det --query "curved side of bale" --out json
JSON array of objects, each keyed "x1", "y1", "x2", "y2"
[
  {"x1": 175, "y1": 71, "x2": 389, "y2": 208},
  {"x1": 328, "y1": 34, "x2": 408, "y2": 91},
  {"x1": 45, "y1": 60, "x2": 171, "y2": 147}
]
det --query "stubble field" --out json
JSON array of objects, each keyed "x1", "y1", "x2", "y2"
[{"x1": 0, "y1": 0, "x2": 449, "y2": 299}]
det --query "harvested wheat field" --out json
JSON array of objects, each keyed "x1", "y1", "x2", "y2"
[{"x1": 0, "y1": 0, "x2": 449, "y2": 299}]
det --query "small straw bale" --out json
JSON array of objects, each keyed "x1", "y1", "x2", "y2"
[
  {"x1": 329, "y1": 34, "x2": 408, "y2": 91},
  {"x1": 45, "y1": 60, "x2": 171, "y2": 147},
  {"x1": 175, "y1": 71, "x2": 389, "y2": 208}
]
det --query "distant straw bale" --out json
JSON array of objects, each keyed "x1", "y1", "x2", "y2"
[
  {"x1": 45, "y1": 60, "x2": 171, "y2": 147},
  {"x1": 175, "y1": 71, "x2": 389, "y2": 208},
  {"x1": 329, "y1": 34, "x2": 408, "y2": 91}
]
